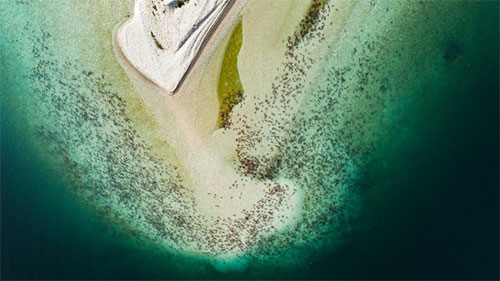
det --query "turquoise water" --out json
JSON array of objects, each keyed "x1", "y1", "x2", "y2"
[{"x1": 1, "y1": 0, "x2": 498, "y2": 279}]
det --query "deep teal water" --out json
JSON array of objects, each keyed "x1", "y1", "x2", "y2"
[
  {"x1": 1, "y1": 1, "x2": 499, "y2": 280},
  {"x1": 309, "y1": 38, "x2": 499, "y2": 279}
]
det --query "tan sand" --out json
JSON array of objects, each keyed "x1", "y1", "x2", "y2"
[{"x1": 111, "y1": 0, "x2": 361, "y2": 255}]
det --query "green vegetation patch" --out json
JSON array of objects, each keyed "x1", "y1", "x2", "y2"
[{"x1": 216, "y1": 20, "x2": 244, "y2": 129}]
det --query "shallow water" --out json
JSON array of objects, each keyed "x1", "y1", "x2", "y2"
[{"x1": 1, "y1": 0, "x2": 498, "y2": 279}]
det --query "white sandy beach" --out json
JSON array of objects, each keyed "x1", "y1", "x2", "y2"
[{"x1": 117, "y1": 0, "x2": 235, "y2": 93}]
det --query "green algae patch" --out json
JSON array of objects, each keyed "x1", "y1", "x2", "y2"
[{"x1": 216, "y1": 20, "x2": 244, "y2": 129}]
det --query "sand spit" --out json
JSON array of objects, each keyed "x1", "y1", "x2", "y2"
[
  {"x1": 9, "y1": 0, "x2": 370, "y2": 265},
  {"x1": 116, "y1": 0, "x2": 234, "y2": 93},
  {"x1": 113, "y1": 0, "x2": 305, "y2": 258}
]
